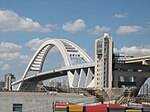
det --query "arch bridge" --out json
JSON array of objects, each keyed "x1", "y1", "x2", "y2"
[{"x1": 12, "y1": 39, "x2": 95, "y2": 91}]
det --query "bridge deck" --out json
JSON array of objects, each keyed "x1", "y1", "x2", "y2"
[{"x1": 12, "y1": 63, "x2": 95, "y2": 86}]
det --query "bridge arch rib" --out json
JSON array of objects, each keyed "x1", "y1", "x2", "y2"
[{"x1": 15, "y1": 38, "x2": 93, "y2": 91}]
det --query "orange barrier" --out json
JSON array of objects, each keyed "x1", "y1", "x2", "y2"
[
  {"x1": 126, "y1": 110, "x2": 142, "y2": 112},
  {"x1": 69, "y1": 104, "x2": 83, "y2": 112}
]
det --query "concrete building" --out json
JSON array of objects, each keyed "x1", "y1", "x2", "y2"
[
  {"x1": 0, "y1": 92, "x2": 96, "y2": 112},
  {"x1": 114, "y1": 53, "x2": 134, "y2": 63},
  {"x1": 49, "y1": 80, "x2": 61, "y2": 88},
  {"x1": 4, "y1": 73, "x2": 16, "y2": 91},
  {"x1": 95, "y1": 33, "x2": 113, "y2": 89},
  {"x1": 0, "y1": 80, "x2": 4, "y2": 91}
]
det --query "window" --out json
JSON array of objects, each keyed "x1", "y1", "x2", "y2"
[
  {"x1": 97, "y1": 69, "x2": 100, "y2": 71},
  {"x1": 13, "y1": 104, "x2": 22, "y2": 112}
]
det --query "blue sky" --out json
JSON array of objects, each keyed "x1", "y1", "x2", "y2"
[{"x1": 0, "y1": 0, "x2": 150, "y2": 80}]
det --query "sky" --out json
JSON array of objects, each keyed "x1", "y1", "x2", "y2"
[{"x1": 0, "y1": 0, "x2": 150, "y2": 80}]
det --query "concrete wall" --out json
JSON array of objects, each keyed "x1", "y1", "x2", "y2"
[{"x1": 0, "y1": 92, "x2": 96, "y2": 112}]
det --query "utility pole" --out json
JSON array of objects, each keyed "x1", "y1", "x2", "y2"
[{"x1": 49, "y1": 91, "x2": 57, "y2": 112}]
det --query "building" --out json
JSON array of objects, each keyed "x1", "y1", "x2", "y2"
[
  {"x1": 0, "y1": 80, "x2": 4, "y2": 91},
  {"x1": 95, "y1": 33, "x2": 113, "y2": 89},
  {"x1": 4, "y1": 73, "x2": 16, "y2": 91},
  {"x1": 0, "y1": 92, "x2": 96, "y2": 112},
  {"x1": 114, "y1": 53, "x2": 134, "y2": 63},
  {"x1": 49, "y1": 80, "x2": 61, "y2": 88}
]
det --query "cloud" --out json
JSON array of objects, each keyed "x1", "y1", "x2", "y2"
[
  {"x1": 0, "y1": 61, "x2": 3, "y2": 65},
  {"x1": 19, "y1": 54, "x2": 30, "y2": 63},
  {"x1": 25, "y1": 38, "x2": 50, "y2": 51},
  {"x1": 114, "y1": 48, "x2": 118, "y2": 54},
  {"x1": 0, "y1": 52, "x2": 30, "y2": 63},
  {"x1": 145, "y1": 26, "x2": 150, "y2": 32},
  {"x1": 0, "y1": 42, "x2": 30, "y2": 63},
  {"x1": 62, "y1": 19, "x2": 86, "y2": 33},
  {"x1": 114, "y1": 13, "x2": 128, "y2": 19},
  {"x1": 116, "y1": 25, "x2": 143, "y2": 35},
  {"x1": 89, "y1": 25, "x2": 111, "y2": 35},
  {"x1": 114, "y1": 45, "x2": 150, "y2": 57},
  {"x1": 0, "y1": 10, "x2": 55, "y2": 32},
  {"x1": 25, "y1": 38, "x2": 60, "y2": 53},
  {"x1": 1, "y1": 64, "x2": 9, "y2": 71},
  {"x1": 0, "y1": 42, "x2": 21, "y2": 52}
]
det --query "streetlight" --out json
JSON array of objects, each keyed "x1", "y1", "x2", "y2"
[{"x1": 49, "y1": 91, "x2": 57, "y2": 112}]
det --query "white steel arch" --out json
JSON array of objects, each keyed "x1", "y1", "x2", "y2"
[
  {"x1": 60, "y1": 39, "x2": 93, "y2": 62},
  {"x1": 17, "y1": 38, "x2": 93, "y2": 91}
]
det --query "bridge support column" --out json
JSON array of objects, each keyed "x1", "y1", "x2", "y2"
[
  {"x1": 142, "y1": 60, "x2": 148, "y2": 65},
  {"x1": 72, "y1": 70, "x2": 80, "y2": 87},
  {"x1": 12, "y1": 83, "x2": 19, "y2": 91},
  {"x1": 78, "y1": 69, "x2": 86, "y2": 88},
  {"x1": 67, "y1": 71, "x2": 74, "y2": 88},
  {"x1": 85, "y1": 68, "x2": 93, "y2": 87}
]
